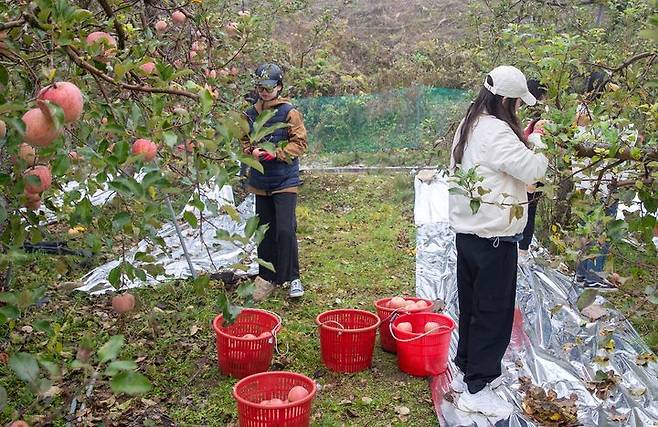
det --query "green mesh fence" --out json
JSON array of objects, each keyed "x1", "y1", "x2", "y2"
[{"x1": 294, "y1": 86, "x2": 468, "y2": 153}]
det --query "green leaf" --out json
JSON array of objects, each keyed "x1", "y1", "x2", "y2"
[
  {"x1": 237, "y1": 281, "x2": 255, "y2": 299},
  {"x1": 239, "y1": 154, "x2": 264, "y2": 174},
  {"x1": 98, "y1": 335, "x2": 124, "y2": 363},
  {"x1": 106, "y1": 360, "x2": 138, "y2": 376},
  {"x1": 200, "y1": 89, "x2": 213, "y2": 115},
  {"x1": 110, "y1": 371, "x2": 151, "y2": 395},
  {"x1": 9, "y1": 352, "x2": 40, "y2": 383},
  {"x1": 469, "y1": 199, "x2": 481, "y2": 215},
  {"x1": 256, "y1": 258, "x2": 275, "y2": 272},
  {"x1": 108, "y1": 264, "x2": 122, "y2": 287},
  {"x1": 112, "y1": 212, "x2": 131, "y2": 230},
  {"x1": 130, "y1": 104, "x2": 143, "y2": 129},
  {"x1": 32, "y1": 319, "x2": 54, "y2": 336},
  {"x1": 72, "y1": 198, "x2": 93, "y2": 225},
  {"x1": 215, "y1": 229, "x2": 232, "y2": 241},
  {"x1": 0, "y1": 384, "x2": 7, "y2": 412},
  {"x1": 108, "y1": 180, "x2": 131, "y2": 194},
  {"x1": 37, "y1": 357, "x2": 61, "y2": 377},
  {"x1": 0, "y1": 305, "x2": 20, "y2": 321},
  {"x1": 163, "y1": 132, "x2": 178, "y2": 148},
  {"x1": 51, "y1": 154, "x2": 70, "y2": 176},
  {"x1": 41, "y1": 101, "x2": 65, "y2": 131},
  {"x1": 244, "y1": 215, "x2": 259, "y2": 238},
  {"x1": 183, "y1": 211, "x2": 198, "y2": 228},
  {"x1": 0, "y1": 292, "x2": 18, "y2": 305},
  {"x1": 71, "y1": 8, "x2": 93, "y2": 22},
  {"x1": 134, "y1": 251, "x2": 156, "y2": 263},
  {"x1": 0, "y1": 65, "x2": 8, "y2": 86},
  {"x1": 114, "y1": 140, "x2": 130, "y2": 164},
  {"x1": 576, "y1": 289, "x2": 598, "y2": 311},
  {"x1": 134, "y1": 267, "x2": 147, "y2": 281}
]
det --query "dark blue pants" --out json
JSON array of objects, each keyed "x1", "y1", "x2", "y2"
[{"x1": 255, "y1": 193, "x2": 300, "y2": 284}]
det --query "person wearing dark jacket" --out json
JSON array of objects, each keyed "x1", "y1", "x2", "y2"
[
  {"x1": 518, "y1": 79, "x2": 548, "y2": 263},
  {"x1": 241, "y1": 63, "x2": 308, "y2": 298}
]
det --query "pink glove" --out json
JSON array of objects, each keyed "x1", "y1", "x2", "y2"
[{"x1": 259, "y1": 151, "x2": 276, "y2": 161}]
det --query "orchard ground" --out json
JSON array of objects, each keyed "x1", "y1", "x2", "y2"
[{"x1": 1, "y1": 172, "x2": 656, "y2": 425}]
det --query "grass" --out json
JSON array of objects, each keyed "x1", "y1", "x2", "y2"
[
  {"x1": 3, "y1": 172, "x2": 657, "y2": 425},
  {"x1": 1, "y1": 172, "x2": 436, "y2": 426}
]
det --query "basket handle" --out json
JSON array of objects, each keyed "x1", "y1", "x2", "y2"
[
  {"x1": 271, "y1": 311, "x2": 283, "y2": 335},
  {"x1": 379, "y1": 308, "x2": 405, "y2": 324},
  {"x1": 319, "y1": 320, "x2": 346, "y2": 329},
  {"x1": 267, "y1": 312, "x2": 288, "y2": 356},
  {"x1": 389, "y1": 321, "x2": 450, "y2": 343}
]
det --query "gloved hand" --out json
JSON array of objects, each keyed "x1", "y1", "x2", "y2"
[
  {"x1": 533, "y1": 120, "x2": 547, "y2": 135},
  {"x1": 252, "y1": 148, "x2": 276, "y2": 161},
  {"x1": 259, "y1": 151, "x2": 276, "y2": 161}
]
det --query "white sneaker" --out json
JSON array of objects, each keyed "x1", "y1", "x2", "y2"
[
  {"x1": 289, "y1": 279, "x2": 304, "y2": 298},
  {"x1": 450, "y1": 369, "x2": 467, "y2": 393},
  {"x1": 456, "y1": 384, "x2": 514, "y2": 418}
]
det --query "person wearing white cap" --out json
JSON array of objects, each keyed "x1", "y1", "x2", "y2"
[{"x1": 448, "y1": 65, "x2": 548, "y2": 418}]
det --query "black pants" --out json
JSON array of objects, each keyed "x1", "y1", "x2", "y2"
[
  {"x1": 454, "y1": 233, "x2": 517, "y2": 394},
  {"x1": 519, "y1": 192, "x2": 539, "y2": 251},
  {"x1": 255, "y1": 193, "x2": 299, "y2": 284}
]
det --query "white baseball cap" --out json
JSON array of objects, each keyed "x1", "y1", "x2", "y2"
[{"x1": 483, "y1": 66, "x2": 536, "y2": 106}]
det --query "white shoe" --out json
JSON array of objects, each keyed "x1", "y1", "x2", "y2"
[
  {"x1": 456, "y1": 384, "x2": 514, "y2": 418},
  {"x1": 450, "y1": 369, "x2": 467, "y2": 393},
  {"x1": 289, "y1": 279, "x2": 304, "y2": 298}
]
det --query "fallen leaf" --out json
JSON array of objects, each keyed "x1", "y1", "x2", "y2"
[
  {"x1": 581, "y1": 304, "x2": 608, "y2": 321},
  {"x1": 395, "y1": 406, "x2": 410, "y2": 416},
  {"x1": 141, "y1": 398, "x2": 158, "y2": 406},
  {"x1": 636, "y1": 352, "x2": 657, "y2": 366},
  {"x1": 189, "y1": 325, "x2": 199, "y2": 336},
  {"x1": 361, "y1": 397, "x2": 373, "y2": 405},
  {"x1": 42, "y1": 385, "x2": 62, "y2": 398},
  {"x1": 629, "y1": 387, "x2": 646, "y2": 396}
]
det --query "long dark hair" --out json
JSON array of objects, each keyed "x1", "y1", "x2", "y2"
[{"x1": 452, "y1": 75, "x2": 526, "y2": 165}]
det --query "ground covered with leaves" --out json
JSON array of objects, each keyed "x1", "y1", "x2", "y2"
[{"x1": 1, "y1": 173, "x2": 436, "y2": 426}]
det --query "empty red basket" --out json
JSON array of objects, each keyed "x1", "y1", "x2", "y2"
[
  {"x1": 233, "y1": 371, "x2": 317, "y2": 427},
  {"x1": 374, "y1": 297, "x2": 434, "y2": 353},
  {"x1": 213, "y1": 308, "x2": 282, "y2": 379},
  {"x1": 315, "y1": 309, "x2": 380, "y2": 373},
  {"x1": 391, "y1": 312, "x2": 455, "y2": 377}
]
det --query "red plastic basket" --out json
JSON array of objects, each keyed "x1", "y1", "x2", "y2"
[
  {"x1": 315, "y1": 309, "x2": 380, "y2": 373},
  {"x1": 213, "y1": 308, "x2": 282, "y2": 379},
  {"x1": 233, "y1": 371, "x2": 317, "y2": 427},
  {"x1": 391, "y1": 312, "x2": 455, "y2": 377},
  {"x1": 374, "y1": 297, "x2": 434, "y2": 353}
]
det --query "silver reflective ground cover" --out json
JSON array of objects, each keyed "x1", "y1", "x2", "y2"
[
  {"x1": 76, "y1": 185, "x2": 258, "y2": 294},
  {"x1": 414, "y1": 172, "x2": 658, "y2": 426}
]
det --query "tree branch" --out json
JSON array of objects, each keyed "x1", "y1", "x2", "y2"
[
  {"x1": 220, "y1": 32, "x2": 249, "y2": 69},
  {"x1": 584, "y1": 52, "x2": 657, "y2": 73},
  {"x1": 0, "y1": 18, "x2": 26, "y2": 31},
  {"x1": 572, "y1": 142, "x2": 658, "y2": 162},
  {"x1": 64, "y1": 46, "x2": 199, "y2": 99},
  {"x1": 97, "y1": 0, "x2": 127, "y2": 50}
]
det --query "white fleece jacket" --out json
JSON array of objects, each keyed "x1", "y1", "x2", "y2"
[{"x1": 449, "y1": 114, "x2": 548, "y2": 238}]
